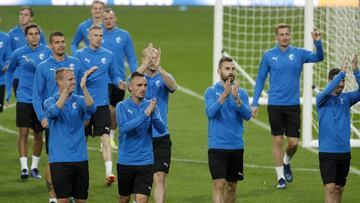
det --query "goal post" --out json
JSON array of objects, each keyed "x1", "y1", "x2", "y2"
[{"x1": 213, "y1": 0, "x2": 360, "y2": 148}]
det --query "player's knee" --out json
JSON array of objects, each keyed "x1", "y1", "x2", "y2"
[
  {"x1": 119, "y1": 195, "x2": 131, "y2": 203},
  {"x1": 135, "y1": 194, "x2": 149, "y2": 203},
  {"x1": 324, "y1": 184, "x2": 336, "y2": 195},
  {"x1": 154, "y1": 172, "x2": 166, "y2": 185},
  {"x1": 226, "y1": 182, "x2": 237, "y2": 193},
  {"x1": 334, "y1": 185, "x2": 344, "y2": 194},
  {"x1": 213, "y1": 179, "x2": 226, "y2": 191}
]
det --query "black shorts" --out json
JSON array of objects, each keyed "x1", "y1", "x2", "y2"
[
  {"x1": 0, "y1": 85, "x2": 4, "y2": 112},
  {"x1": 208, "y1": 149, "x2": 244, "y2": 182},
  {"x1": 117, "y1": 164, "x2": 153, "y2": 197},
  {"x1": 108, "y1": 84, "x2": 125, "y2": 107},
  {"x1": 319, "y1": 152, "x2": 351, "y2": 186},
  {"x1": 267, "y1": 105, "x2": 301, "y2": 137},
  {"x1": 50, "y1": 161, "x2": 89, "y2": 199},
  {"x1": 16, "y1": 102, "x2": 43, "y2": 133},
  {"x1": 85, "y1": 105, "x2": 111, "y2": 136},
  {"x1": 45, "y1": 129, "x2": 49, "y2": 154},
  {"x1": 13, "y1": 78, "x2": 19, "y2": 98},
  {"x1": 153, "y1": 134, "x2": 172, "y2": 174}
]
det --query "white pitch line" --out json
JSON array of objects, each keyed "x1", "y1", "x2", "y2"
[
  {"x1": 0, "y1": 124, "x2": 320, "y2": 173},
  {"x1": 3, "y1": 103, "x2": 16, "y2": 109},
  {"x1": 177, "y1": 84, "x2": 360, "y2": 176}
]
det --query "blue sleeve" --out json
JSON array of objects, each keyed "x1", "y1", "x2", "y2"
[
  {"x1": 71, "y1": 25, "x2": 84, "y2": 55},
  {"x1": 5, "y1": 52, "x2": 17, "y2": 101},
  {"x1": 303, "y1": 40, "x2": 324, "y2": 63},
  {"x1": 347, "y1": 70, "x2": 360, "y2": 106},
  {"x1": 125, "y1": 34, "x2": 138, "y2": 73},
  {"x1": 316, "y1": 71, "x2": 345, "y2": 107},
  {"x1": 44, "y1": 97, "x2": 62, "y2": 118},
  {"x1": 116, "y1": 103, "x2": 149, "y2": 133},
  {"x1": 109, "y1": 54, "x2": 122, "y2": 86},
  {"x1": 204, "y1": 88, "x2": 222, "y2": 119},
  {"x1": 32, "y1": 66, "x2": 46, "y2": 121},
  {"x1": 75, "y1": 61, "x2": 85, "y2": 95},
  {"x1": 231, "y1": 89, "x2": 252, "y2": 121},
  {"x1": 151, "y1": 106, "x2": 166, "y2": 133},
  {"x1": 252, "y1": 55, "x2": 269, "y2": 107},
  {"x1": 40, "y1": 31, "x2": 47, "y2": 46}
]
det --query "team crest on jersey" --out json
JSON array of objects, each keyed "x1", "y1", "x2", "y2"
[
  {"x1": 155, "y1": 80, "x2": 161, "y2": 87},
  {"x1": 116, "y1": 37, "x2": 121, "y2": 43},
  {"x1": 101, "y1": 57, "x2": 106, "y2": 64},
  {"x1": 72, "y1": 102, "x2": 77, "y2": 109},
  {"x1": 289, "y1": 53, "x2": 294, "y2": 61},
  {"x1": 69, "y1": 63, "x2": 75, "y2": 69},
  {"x1": 39, "y1": 53, "x2": 45, "y2": 60},
  {"x1": 0, "y1": 41, "x2": 3, "y2": 48}
]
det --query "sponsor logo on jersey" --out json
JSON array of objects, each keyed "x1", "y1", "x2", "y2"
[
  {"x1": 85, "y1": 58, "x2": 91, "y2": 63},
  {"x1": 127, "y1": 109, "x2": 133, "y2": 114},
  {"x1": 14, "y1": 37, "x2": 19, "y2": 41},
  {"x1": 22, "y1": 55, "x2": 31, "y2": 62},
  {"x1": 0, "y1": 41, "x2": 3, "y2": 48},
  {"x1": 272, "y1": 56, "x2": 278, "y2": 61}
]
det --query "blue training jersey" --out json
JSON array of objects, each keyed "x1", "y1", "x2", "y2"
[
  {"x1": 116, "y1": 97, "x2": 165, "y2": 165},
  {"x1": 74, "y1": 46, "x2": 122, "y2": 107},
  {"x1": 205, "y1": 82, "x2": 252, "y2": 149},
  {"x1": 102, "y1": 27, "x2": 138, "y2": 80},
  {"x1": 33, "y1": 55, "x2": 85, "y2": 122},
  {"x1": 8, "y1": 25, "x2": 47, "y2": 79},
  {"x1": 316, "y1": 70, "x2": 360, "y2": 153},
  {"x1": 44, "y1": 93, "x2": 96, "y2": 163},
  {"x1": 6, "y1": 44, "x2": 51, "y2": 103},
  {"x1": 145, "y1": 73, "x2": 175, "y2": 137},
  {"x1": 71, "y1": 18, "x2": 93, "y2": 54},
  {"x1": 0, "y1": 31, "x2": 11, "y2": 85},
  {"x1": 252, "y1": 40, "x2": 324, "y2": 106}
]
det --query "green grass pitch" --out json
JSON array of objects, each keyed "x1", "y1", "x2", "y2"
[{"x1": 0, "y1": 6, "x2": 360, "y2": 203}]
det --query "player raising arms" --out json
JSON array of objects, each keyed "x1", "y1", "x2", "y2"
[{"x1": 251, "y1": 23, "x2": 323, "y2": 189}]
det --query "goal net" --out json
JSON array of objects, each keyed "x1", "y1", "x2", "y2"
[{"x1": 214, "y1": 0, "x2": 360, "y2": 147}]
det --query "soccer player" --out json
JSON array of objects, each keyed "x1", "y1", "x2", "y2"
[
  {"x1": 71, "y1": 0, "x2": 105, "y2": 54},
  {"x1": 137, "y1": 43, "x2": 176, "y2": 203},
  {"x1": 205, "y1": 56, "x2": 251, "y2": 203},
  {"x1": 5, "y1": 23, "x2": 52, "y2": 179},
  {"x1": 8, "y1": 7, "x2": 47, "y2": 98},
  {"x1": 316, "y1": 55, "x2": 360, "y2": 203},
  {"x1": 251, "y1": 23, "x2": 324, "y2": 189},
  {"x1": 33, "y1": 31, "x2": 84, "y2": 203},
  {"x1": 0, "y1": 25, "x2": 11, "y2": 113},
  {"x1": 116, "y1": 71, "x2": 165, "y2": 203},
  {"x1": 102, "y1": 8, "x2": 138, "y2": 150},
  {"x1": 44, "y1": 67, "x2": 96, "y2": 203},
  {"x1": 74, "y1": 24, "x2": 125, "y2": 186}
]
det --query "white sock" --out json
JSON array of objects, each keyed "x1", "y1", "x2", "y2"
[
  {"x1": 49, "y1": 198, "x2": 57, "y2": 203},
  {"x1": 20, "y1": 157, "x2": 28, "y2": 170},
  {"x1": 31, "y1": 155, "x2": 41, "y2": 169},
  {"x1": 105, "y1": 161, "x2": 113, "y2": 176},
  {"x1": 110, "y1": 129, "x2": 115, "y2": 140},
  {"x1": 283, "y1": 153, "x2": 291, "y2": 165},
  {"x1": 275, "y1": 166, "x2": 285, "y2": 180}
]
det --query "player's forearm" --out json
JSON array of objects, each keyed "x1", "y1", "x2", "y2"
[
  {"x1": 119, "y1": 113, "x2": 149, "y2": 133},
  {"x1": 314, "y1": 40, "x2": 324, "y2": 61},
  {"x1": 82, "y1": 87, "x2": 94, "y2": 107},
  {"x1": 158, "y1": 67, "x2": 177, "y2": 92},
  {"x1": 55, "y1": 91, "x2": 68, "y2": 109}
]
